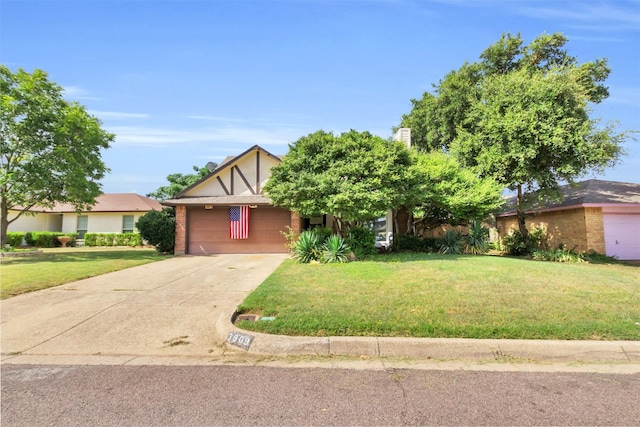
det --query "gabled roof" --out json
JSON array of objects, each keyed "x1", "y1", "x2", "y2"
[
  {"x1": 20, "y1": 193, "x2": 163, "y2": 213},
  {"x1": 162, "y1": 145, "x2": 281, "y2": 207},
  {"x1": 498, "y1": 179, "x2": 640, "y2": 217}
]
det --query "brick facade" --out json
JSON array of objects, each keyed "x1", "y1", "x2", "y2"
[
  {"x1": 496, "y1": 207, "x2": 606, "y2": 253},
  {"x1": 175, "y1": 205, "x2": 187, "y2": 255}
]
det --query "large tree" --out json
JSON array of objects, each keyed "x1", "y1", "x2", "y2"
[
  {"x1": 264, "y1": 130, "x2": 426, "y2": 234},
  {"x1": 1, "y1": 66, "x2": 114, "y2": 246},
  {"x1": 400, "y1": 33, "x2": 627, "y2": 238},
  {"x1": 147, "y1": 164, "x2": 214, "y2": 200}
]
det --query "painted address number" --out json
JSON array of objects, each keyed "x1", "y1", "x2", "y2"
[{"x1": 226, "y1": 331, "x2": 254, "y2": 350}]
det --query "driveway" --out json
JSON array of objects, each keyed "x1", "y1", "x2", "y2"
[{"x1": 1, "y1": 254, "x2": 287, "y2": 364}]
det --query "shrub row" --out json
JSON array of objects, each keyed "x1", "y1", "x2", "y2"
[
  {"x1": 84, "y1": 233, "x2": 142, "y2": 247},
  {"x1": 5, "y1": 232, "x2": 25, "y2": 247},
  {"x1": 24, "y1": 232, "x2": 78, "y2": 248}
]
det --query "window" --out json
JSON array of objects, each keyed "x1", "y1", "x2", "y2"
[
  {"x1": 77, "y1": 215, "x2": 88, "y2": 239},
  {"x1": 122, "y1": 215, "x2": 134, "y2": 233}
]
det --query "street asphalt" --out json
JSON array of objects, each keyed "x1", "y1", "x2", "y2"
[{"x1": 2, "y1": 254, "x2": 639, "y2": 372}]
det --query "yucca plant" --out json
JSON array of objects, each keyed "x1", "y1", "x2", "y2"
[
  {"x1": 293, "y1": 231, "x2": 322, "y2": 263},
  {"x1": 439, "y1": 229, "x2": 463, "y2": 254},
  {"x1": 465, "y1": 221, "x2": 490, "y2": 255},
  {"x1": 321, "y1": 234, "x2": 351, "y2": 263}
]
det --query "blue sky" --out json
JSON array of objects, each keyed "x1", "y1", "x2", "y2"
[{"x1": 2, "y1": 0, "x2": 639, "y2": 196}]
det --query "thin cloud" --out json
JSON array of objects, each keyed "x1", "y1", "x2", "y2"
[
  {"x1": 89, "y1": 111, "x2": 151, "y2": 120},
  {"x1": 62, "y1": 85, "x2": 101, "y2": 101},
  {"x1": 516, "y1": 2, "x2": 640, "y2": 31},
  {"x1": 108, "y1": 125, "x2": 300, "y2": 147}
]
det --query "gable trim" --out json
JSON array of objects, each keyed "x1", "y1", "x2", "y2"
[
  {"x1": 216, "y1": 176, "x2": 230, "y2": 195},
  {"x1": 233, "y1": 166, "x2": 256, "y2": 195}
]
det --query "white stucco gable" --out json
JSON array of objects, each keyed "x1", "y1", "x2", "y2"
[{"x1": 180, "y1": 145, "x2": 281, "y2": 198}]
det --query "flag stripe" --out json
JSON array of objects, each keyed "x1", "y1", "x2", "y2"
[{"x1": 229, "y1": 205, "x2": 250, "y2": 239}]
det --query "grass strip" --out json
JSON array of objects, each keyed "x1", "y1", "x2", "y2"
[{"x1": 1, "y1": 248, "x2": 168, "y2": 299}]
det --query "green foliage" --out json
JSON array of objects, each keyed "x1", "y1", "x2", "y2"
[
  {"x1": 392, "y1": 234, "x2": 442, "y2": 253},
  {"x1": 135, "y1": 209, "x2": 175, "y2": 254},
  {"x1": 147, "y1": 165, "x2": 213, "y2": 200},
  {"x1": 321, "y1": 235, "x2": 351, "y2": 264},
  {"x1": 581, "y1": 250, "x2": 619, "y2": 264},
  {"x1": 5, "y1": 232, "x2": 24, "y2": 247},
  {"x1": 264, "y1": 129, "x2": 426, "y2": 234},
  {"x1": 465, "y1": 221, "x2": 490, "y2": 255},
  {"x1": 401, "y1": 32, "x2": 628, "y2": 236},
  {"x1": 1, "y1": 66, "x2": 114, "y2": 246},
  {"x1": 440, "y1": 230, "x2": 463, "y2": 254},
  {"x1": 501, "y1": 230, "x2": 530, "y2": 256},
  {"x1": 414, "y1": 152, "x2": 504, "y2": 229},
  {"x1": 346, "y1": 227, "x2": 376, "y2": 258},
  {"x1": 280, "y1": 226, "x2": 299, "y2": 252},
  {"x1": 83, "y1": 233, "x2": 142, "y2": 247},
  {"x1": 24, "y1": 232, "x2": 77, "y2": 248},
  {"x1": 532, "y1": 248, "x2": 585, "y2": 263},
  {"x1": 292, "y1": 230, "x2": 322, "y2": 263},
  {"x1": 309, "y1": 226, "x2": 332, "y2": 244},
  {"x1": 527, "y1": 227, "x2": 550, "y2": 251}
]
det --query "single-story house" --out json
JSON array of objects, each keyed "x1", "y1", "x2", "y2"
[
  {"x1": 8, "y1": 193, "x2": 163, "y2": 238},
  {"x1": 163, "y1": 145, "x2": 308, "y2": 255},
  {"x1": 496, "y1": 179, "x2": 640, "y2": 260}
]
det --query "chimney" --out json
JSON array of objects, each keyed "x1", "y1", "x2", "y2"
[{"x1": 394, "y1": 128, "x2": 411, "y2": 148}]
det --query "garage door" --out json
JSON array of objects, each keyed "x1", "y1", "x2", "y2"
[
  {"x1": 187, "y1": 205, "x2": 291, "y2": 254},
  {"x1": 603, "y1": 214, "x2": 640, "y2": 260}
]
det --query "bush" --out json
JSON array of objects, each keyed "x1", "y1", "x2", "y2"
[
  {"x1": 440, "y1": 230, "x2": 463, "y2": 254},
  {"x1": 136, "y1": 209, "x2": 176, "y2": 254},
  {"x1": 346, "y1": 227, "x2": 376, "y2": 258},
  {"x1": 321, "y1": 234, "x2": 351, "y2": 263},
  {"x1": 392, "y1": 234, "x2": 442, "y2": 253},
  {"x1": 293, "y1": 230, "x2": 322, "y2": 263},
  {"x1": 465, "y1": 221, "x2": 489, "y2": 255},
  {"x1": 501, "y1": 230, "x2": 530, "y2": 256},
  {"x1": 84, "y1": 233, "x2": 142, "y2": 247},
  {"x1": 5, "y1": 232, "x2": 25, "y2": 247},
  {"x1": 581, "y1": 250, "x2": 619, "y2": 264},
  {"x1": 532, "y1": 248, "x2": 584, "y2": 263},
  {"x1": 24, "y1": 232, "x2": 77, "y2": 248}
]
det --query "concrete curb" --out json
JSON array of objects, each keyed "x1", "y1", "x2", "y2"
[{"x1": 221, "y1": 315, "x2": 640, "y2": 364}]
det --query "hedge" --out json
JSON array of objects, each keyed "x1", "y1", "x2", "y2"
[
  {"x1": 84, "y1": 233, "x2": 142, "y2": 247},
  {"x1": 24, "y1": 232, "x2": 78, "y2": 248},
  {"x1": 5, "y1": 232, "x2": 26, "y2": 247}
]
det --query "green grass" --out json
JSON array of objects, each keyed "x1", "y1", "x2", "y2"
[
  {"x1": 1, "y1": 247, "x2": 168, "y2": 299},
  {"x1": 237, "y1": 253, "x2": 640, "y2": 340}
]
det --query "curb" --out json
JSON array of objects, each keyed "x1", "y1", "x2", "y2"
[{"x1": 220, "y1": 313, "x2": 640, "y2": 364}]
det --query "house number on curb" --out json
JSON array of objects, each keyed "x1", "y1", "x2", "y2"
[{"x1": 226, "y1": 331, "x2": 254, "y2": 350}]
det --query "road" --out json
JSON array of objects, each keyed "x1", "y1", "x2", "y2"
[{"x1": 2, "y1": 364, "x2": 639, "y2": 426}]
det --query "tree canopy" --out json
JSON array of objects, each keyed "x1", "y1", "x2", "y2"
[
  {"x1": 147, "y1": 164, "x2": 213, "y2": 200},
  {"x1": 264, "y1": 130, "x2": 426, "y2": 234},
  {"x1": 413, "y1": 152, "x2": 504, "y2": 232},
  {"x1": 400, "y1": 33, "x2": 628, "y2": 238},
  {"x1": 1, "y1": 66, "x2": 114, "y2": 245}
]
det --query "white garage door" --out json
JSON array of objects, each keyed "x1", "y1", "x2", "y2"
[{"x1": 603, "y1": 214, "x2": 640, "y2": 260}]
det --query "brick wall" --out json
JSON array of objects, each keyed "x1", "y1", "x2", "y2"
[
  {"x1": 496, "y1": 207, "x2": 605, "y2": 253},
  {"x1": 174, "y1": 205, "x2": 187, "y2": 255},
  {"x1": 290, "y1": 211, "x2": 302, "y2": 234}
]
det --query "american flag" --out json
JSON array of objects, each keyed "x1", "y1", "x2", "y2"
[{"x1": 229, "y1": 205, "x2": 250, "y2": 239}]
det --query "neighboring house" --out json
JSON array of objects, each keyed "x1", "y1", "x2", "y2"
[
  {"x1": 496, "y1": 180, "x2": 640, "y2": 260},
  {"x1": 163, "y1": 145, "x2": 305, "y2": 255},
  {"x1": 8, "y1": 193, "x2": 163, "y2": 238}
]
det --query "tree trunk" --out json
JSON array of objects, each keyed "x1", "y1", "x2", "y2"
[
  {"x1": 516, "y1": 184, "x2": 529, "y2": 240},
  {"x1": 1, "y1": 193, "x2": 8, "y2": 247}
]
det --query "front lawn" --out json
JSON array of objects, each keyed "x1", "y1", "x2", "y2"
[
  {"x1": 237, "y1": 253, "x2": 640, "y2": 340},
  {"x1": 1, "y1": 247, "x2": 168, "y2": 299}
]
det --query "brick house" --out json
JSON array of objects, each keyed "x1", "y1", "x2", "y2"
[
  {"x1": 163, "y1": 145, "x2": 304, "y2": 255},
  {"x1": 495, "y1": 180, "x2": 640, "y2": 260}
]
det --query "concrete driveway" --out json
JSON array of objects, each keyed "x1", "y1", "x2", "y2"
[{"x1": 1, "y1": 254, "x2": 287, "y2": 364}]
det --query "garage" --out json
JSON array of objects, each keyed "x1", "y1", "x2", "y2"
[
  {"x1": 603, "y1": 211, "x2": 640, "y2": 260},
  {"x1": 187, "y1": 205, "x2": 291, "y2": 254}
]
